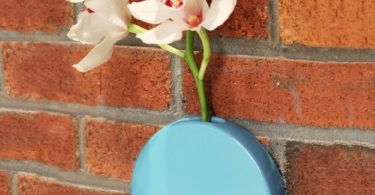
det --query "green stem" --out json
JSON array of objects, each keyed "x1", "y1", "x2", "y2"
[
  {"x1": 186, "y1": 31, "x2": 211, "y2": 122},
  {"x1": 127, "y1": 23, "x2": 185, "y2": 58},
  {"x1": 185, "y1": 31, "x2": 199, "y2": 76},
  {"x1": 197, "y1": 28, "x2": 211, "y2": 80},
  {"x1": 127, "y1": 23, "x2": 147, "y2": 33}
]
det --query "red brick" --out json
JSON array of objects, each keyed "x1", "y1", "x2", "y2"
[
  {"x1": 85, "y1": 118, "x2": 158, "y2": 180},
  {"x1": 211, "y1": 0, "x2": 268, "y2": 38},
  {"x1": 0, "y1": 112, "x2": 78, "y2": 170},
  {"x1": 1, "y1": 42, "x2": 172, "y2": 110},
  {"x1": 0, "y1": 0, "x2": 73, "y2": 33},
  {"x1": 279, "y1": 0, "x2": 375, "y2": 49},
  {"x1": 286, "y1": 142, "x2": 375, "y2": 194},
  {"x1": 183, "y1": 55, "x2": 375, "y2": 129},
  {"x1": 0, "y1": 171, "x2": 11, "y2": 195},
  {"x1": 18, "y1": 174, "x2": 126, "y2": 195}
]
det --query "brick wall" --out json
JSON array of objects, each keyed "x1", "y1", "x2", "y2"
[{"x1": 0, "y1": 0, "x2": 374, "y2": 194}]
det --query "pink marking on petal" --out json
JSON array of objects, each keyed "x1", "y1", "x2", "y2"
[
  {"x1": 162, "y1": 0, "x2": 183, "y2": 9},
  {"x1": 86, "y1": 8, "x2": 95, "y2": 14}
]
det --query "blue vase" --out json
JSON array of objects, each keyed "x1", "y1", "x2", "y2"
[{"x1": 131, "y1": 116, "x2": 285, "y2": 195}]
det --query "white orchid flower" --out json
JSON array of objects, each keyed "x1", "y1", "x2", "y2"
[
  {"x1": 128, "y1": 0, "x2": 236, "y2": 44},
  {"x1": 67, "y1": 0, "x2": 131, "y2": 72}
]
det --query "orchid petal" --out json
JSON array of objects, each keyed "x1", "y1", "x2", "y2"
[
  {"x1": 84, "y1": 0, "x2": 131, "y2": 29},
  {"x1": 128, "y1": 0, "x2": 172, "y2": 24},
  {"x1": 182, "y1": 0, "x2": 205, "y2": 15},
  {"x1": 136, "y1": 21, "x2": 184, "y2": 44},
  {"x1": 202, "y1": 0, "x2": 236, "y2": 31},
  {"x1": 68, "y1": 11, "x2": 119, "y2": 44},
  {"x1": 73, "y1": 31, "x2": 127, "y2": 72},
  {"x1": 201, "y1": 0, "x2": 209, "y2": 14},
  {"x1": 171, "y1": 17, "x2": 190, "y2": 30}
]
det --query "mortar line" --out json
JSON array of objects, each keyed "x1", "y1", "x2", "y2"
[
  {"x1": 73, "y1": 3, "x2": 83, "y2": 24},
  {"x1": 120, "y1": 36, "x2": 375, "y2": 62},
  {"x1": 73, "y1": 4, "x2": 78, "y2": 24},
  {"x1": 234, "y1": 118, "x2": 375, "y2": 145},
  {"x1": 276, "y1": 137, "x2": 375, "y2": 149},
  {"x1": 169, "y1": 55, "x2": 184, "y2": 114},
  {"x1": 0, "y1": 30, "x2": 70, "y2": 42},
  {"x1": 268, "y1": 0, "x2": 281, "y2": 47},
  {"x1": 77, "y1": 115, "x2": 88, "y2": 173},
  {"x1": 1, "y1": 32, "x2": 374, "y2": 62},
  {"x1": 0, "y1": 47, "x2": 5, "y2": 93},
  {"x1": 0, "y1": 95, "x2": 181, "y2": 126},
  {"x1": 0, "y1": 160, "x2": 129, "y2": 192},
  {"x1": 269, "y1": 140, "x2": 287, "y2": 175},
  {"x1": 10, "y1": 172, "x2": 18, "y2": 195}
]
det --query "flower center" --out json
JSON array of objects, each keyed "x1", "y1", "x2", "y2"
[
  {"x1": 86, "y1": 8, "x2": 94, "y2": 14},
  {"x1": 163, "y1": 0, "x2": 183, "y2": 9},
  {"x1": 186, "y1": 15, "x2": 201, "y2": 28}
]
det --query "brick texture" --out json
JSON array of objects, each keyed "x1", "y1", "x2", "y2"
[
  {"x1": 85, "y1": 118, "x2": 158, "y2": 180},
  {"x1": 0, "y1": 171, "x2": 11, "y2": 195},
  {"x1": 279, "y1": 0, "x2": 375, "y2": 49},
  {"x1": 212, "y1": 0, "x2": 268, "y2": 39},
  {"x1": 18, "y1": 174, "x2": 126, "y2": 195},
  {"x1": 286, "y1": 142, "x2": 375, "y2": 194},
  {"x1": 0, "y1": 112, "x2": 78, "y2": 170},
  {"x1": 1, "y1": 42, "x2": 172, "y2": 110},
  {"x1": 0, "y1": 0, "x2": 73, "y2": 33},
  {"x1": 183, "y1": 55, "x2": 375, "y2": 129}
]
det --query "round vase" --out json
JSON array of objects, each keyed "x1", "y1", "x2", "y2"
[{"x1": 131, "y1": 116, "x2": 285, "y2": 195}]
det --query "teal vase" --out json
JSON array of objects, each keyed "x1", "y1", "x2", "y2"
[{"x1": 131, "y1": 116, "x2": 285, "y2": 195}]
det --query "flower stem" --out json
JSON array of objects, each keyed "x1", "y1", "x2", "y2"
[
  {"x1": 197, "y1": 28, "x2": 211, "y2": 80},
  {"x1": 127, "y1": 23, "x2": 185, "y2": 58},
  {"x1": 186, "y1": 30, "x2": 211, "y2": 122},
  {"x1": 127, "y1": 23, "x2": 147, "y2": 33}
]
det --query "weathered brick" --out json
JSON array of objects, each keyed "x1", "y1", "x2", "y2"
[
  {"x1": 0, "y1": 171, "x2": 11, "y2": 195},
  {"x1": 212, "y1": 0, "x2": 268, "y2": 38},
  {"x1": 0, "y1": 112, "x2": 78, "y2": 169},
  {"x1": 279, "y1": 0, "x2": 375, "y2": 48},
  {"x1": 2, "y1": 42, "x2": 172, "y2": 110},
  {"x1": 183, "y1": 55, "x2": 375, "y2": 129},
  {"x1": 286, "y1": 142, "x2": 375, "y2": 194},
  {"x1": 18, "y1": 174, "x2": 126, "y2": 195},
  {"x1": 0, "y1": 0, "x2": 73, "y2": 33},
  {"x1": 85, "y1": 118, "x2": 158, "y2": 180}
]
